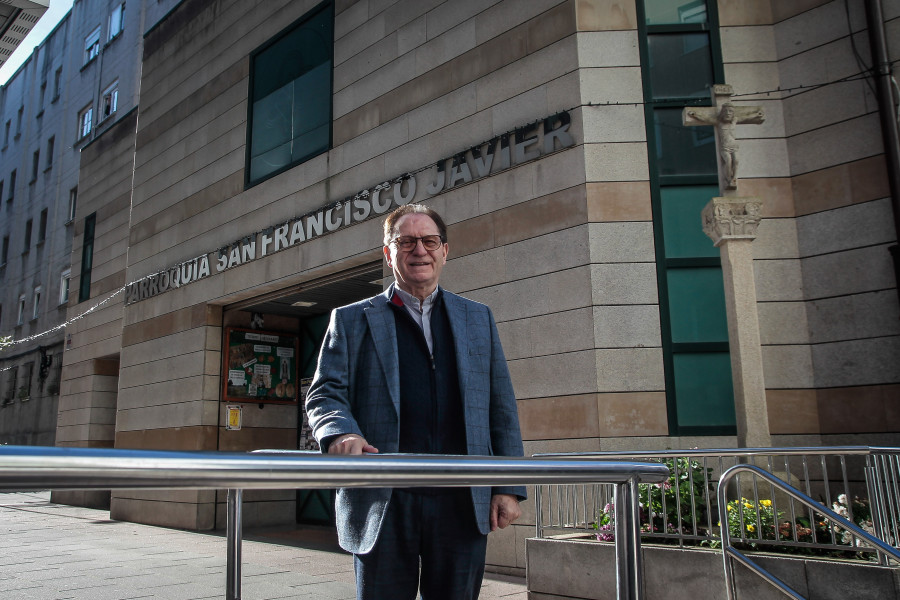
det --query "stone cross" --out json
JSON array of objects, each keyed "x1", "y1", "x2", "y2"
[
  {"x1": 682, "y1": 84, "x2": 765, "y2": 193},
  {"x1": 683, "y1": 85, "x2": 770, "y2": 449}
]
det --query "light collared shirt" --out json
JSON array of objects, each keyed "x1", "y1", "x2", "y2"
[{"x1": 393, "y1": 286, "x2": 439, "y2": 354}]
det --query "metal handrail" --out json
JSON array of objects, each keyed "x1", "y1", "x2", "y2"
[
  {"x1": 0, "y1": 445, "x2": 669, "y2": 600},
  {"x1": 534, "y1": 445, "x2": 895, "y2": 459},
  {"x1": 717, "y1": 464, "x2": 900, "y2": 600}
]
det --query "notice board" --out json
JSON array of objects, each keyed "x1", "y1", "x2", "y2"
[{"x1": 222, "y1": 327, "x2": 299, "y2": 403}]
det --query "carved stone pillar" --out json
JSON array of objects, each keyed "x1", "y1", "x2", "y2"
[{"x1": 702, "y1": 197, "x2": 771, "y2": 448}]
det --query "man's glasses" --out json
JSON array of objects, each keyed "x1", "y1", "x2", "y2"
[{"x1": 390, "y1": 235, "x2": 445, "y2": 251}]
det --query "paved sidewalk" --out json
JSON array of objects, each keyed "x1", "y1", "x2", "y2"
[{"x1": 0, "y1": 491, "x2": 526, "y2": 599}]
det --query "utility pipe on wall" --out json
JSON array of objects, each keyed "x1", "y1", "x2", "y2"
[{"x1": 865, "y1": 0, "x2": 900, "y2": 307}]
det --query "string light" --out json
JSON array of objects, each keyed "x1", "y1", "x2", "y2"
[{"x1": 0, "y1": 286, "x2": 126, "y2": 365}]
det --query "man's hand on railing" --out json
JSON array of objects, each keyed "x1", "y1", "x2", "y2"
[
  {"x1": 328, "y1": 434, "x2": 379, "y2": 455},
  {"x1": 490, "y1": 493, "x2": 521, "y2": 531}
]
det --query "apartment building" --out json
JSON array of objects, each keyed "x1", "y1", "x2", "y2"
[{"x1": 0, "y1": 0, "x2": 147, "y2": 444}]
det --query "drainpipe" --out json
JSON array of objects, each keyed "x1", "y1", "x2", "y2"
[{"x1": 865, "y1": 0, "x2": 900, "y2": 307}]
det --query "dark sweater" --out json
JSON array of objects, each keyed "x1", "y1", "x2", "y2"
[{"x1": 390, "y1": 292, "x2": 467, "y2": 458}]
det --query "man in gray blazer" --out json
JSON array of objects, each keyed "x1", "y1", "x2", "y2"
[{"x1": 305, "y1": 204, "x2": 525, "y2": 600}]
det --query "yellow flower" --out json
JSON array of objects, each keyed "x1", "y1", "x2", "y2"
[
  {"x1": 743, "y1": 502, "x2": 753, "y2": 510},
  {"x1": 760, "y1": 499, "x2": 772, "y2": 507},
  {"x1": 726, "y1": 505, "x2": 733, "y2": 512},
  {"x1": 747, "y1": 524, "x2": 755, "y2": 533}
]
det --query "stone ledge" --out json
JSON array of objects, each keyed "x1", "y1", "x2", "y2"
[{"x1": 527, "y1": 537, "x2": 900, "y2": 600}]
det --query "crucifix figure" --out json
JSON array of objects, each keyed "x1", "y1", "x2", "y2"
[{"x1": 683, "y1": 84, "x2": 765, "y2": 192}]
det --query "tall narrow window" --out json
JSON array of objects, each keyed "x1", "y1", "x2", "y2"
[
  {"x1": 247, "y1": 2, "x2": 333, "y2": 185},
  {"x1": 1, "y1": 235, "x2": 8, "y2": 264},
  {"x1": 8, "y1": 169, "x2": 15, "y2": 202},
  {"x1": 20, "y1": 361, "x2": 32, "y2": 400},
  {"x1": 38, "y1": 82, "x2": 46, "y2": 113},
  {"x1": 15, "y1": 106, "x2": 22, "y2": 137},
  {"x1": 46, "y1": 136, "x2": 54, "y2": 169},
  {"x1": 38, "y1": 208, "x2": 48, "y2": 243},
  {"x1": 3, "y1": 121, "x2": 9, "y2": 146},
  {"x1": 637, "y1": 0, "x2": 732, "y2": 435},
  {"x1": 59, "y1": 268, "x2": 71, "y2": 305},
  {"x1": 5, "y1": 367, "x2": 17, "y2": 402},
  {"x1": 30, "y1": 150, "x2": 39, "y2": 182},
  {"x1": 101, "y1": 82, "x2": 118, "y2": 120},
  {"x1": 84, "y1": 26, "x2": 101, "y2": 64},
  {"x1": 23, "y1": 219, "x2": 32, "y2": 253},
  {"x1": 79, "y1": 105, "x2": 93, "y2": 139},
  {"x1": 67, "y1": 187, "x2": 77, "y2": 222},
  {"x1": 78, "y1": 212, "x2": 96, "y2": 303},
  {"x1": 17, "y1": 294, "x2": 25, "y2": 325},
  {"x1": 108, "y1": 3, "x2": 125, "y2": 41},
  {"x1": 53, "y1": 67, "x2": 62, "y2": 101},
  {"x1": 32, "y1": 286, "x2": 41, "y2": 320}
]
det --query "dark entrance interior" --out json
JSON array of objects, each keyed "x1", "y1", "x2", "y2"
[{"x1": 226, "y1": 261, "x2": 384, "y2": 525}]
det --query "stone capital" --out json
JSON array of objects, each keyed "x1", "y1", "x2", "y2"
[{"x1": 702, "y1": 196, "x2": 763, "y2": 246}]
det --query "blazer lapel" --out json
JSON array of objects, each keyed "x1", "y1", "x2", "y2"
[{"x1": 364, "y1": 289, "x2": 401, "y2": 414}]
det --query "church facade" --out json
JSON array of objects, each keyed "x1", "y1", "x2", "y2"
[{"x1": 54, "y1": 0, "x2": 899, "y2": 571}]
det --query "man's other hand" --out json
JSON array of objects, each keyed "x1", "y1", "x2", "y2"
[
  {"x1": 489, "y1": 493, "x2": 521, "y2": 531},
  {"x1": 328, "y1": 434, "x2": 379, "y2": 455}
]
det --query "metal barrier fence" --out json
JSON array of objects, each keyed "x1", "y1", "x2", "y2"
[
  {"x1": 717, "y1": 465, "x2": 900, "y2": 600},
  {"x1": 865, "y1": 448, "x2": 900, "y2": 550},
  {"x1": 534, "y1": 446, "x2": 899, "y2": 558},
  {"x1": 0, "y1": 445, "x2": 669, "y2": 600}
]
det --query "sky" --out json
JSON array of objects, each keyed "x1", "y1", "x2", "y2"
[{"x1": 0, "y1": 0, "x2": 74, "y2": 86}]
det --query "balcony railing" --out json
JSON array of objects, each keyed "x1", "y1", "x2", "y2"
[{"x1": 0, "y1": 445, "x2": 668, "y2": 600}]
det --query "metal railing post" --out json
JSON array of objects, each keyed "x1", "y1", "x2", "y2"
[
  {"x1": 614, "y1": 477, "x2": 643, "y2": 600},
  {"x1": 226, "y1": 488, "x2": 242, "y2": 600}
]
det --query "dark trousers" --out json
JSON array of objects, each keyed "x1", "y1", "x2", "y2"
[{"x1": 354, "y1": 489, "x2": 488, "y2": 600}]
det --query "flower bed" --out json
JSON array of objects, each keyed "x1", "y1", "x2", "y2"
[{"x1": 588, "y1": 456, "x2": 880, "y2": 562}]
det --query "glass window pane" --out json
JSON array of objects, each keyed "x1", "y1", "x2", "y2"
[
  {"x1": 79, "y1": 214, "x2": 95, "y2": 303},
  {"x1": 648, "y1": 33, "x2": 714, "y2": 99},
  {"x1": 249, "y1": 4, "x2": 332, "y2": 184},
  {"x1": 250, "y1": 143, "x2": 292, "y2": 183},
  {"x1": 644, "y1": 0, "x2": 708, "y2": 25},
  {"x1": 660, "y1": 185, "x2": 720, "y2": 258},
  {"x1": 253, "y1": 9, "x2": 332, "y2": 99},
  {"x1": 252, "y1": 83, "x2": 292, "y2": 156},
  {"x1": 673, "y1": 352, "x2": 735, "y2": 427},
  {"x1": 291, "y1": 61, "x2": 332, "y2": 162},
  {"x1": 653, "y1": 107, "x2": 717, "y2": 177},
  {"x1": 666, "y1": 267, "x2": 728, "y2": 343}
]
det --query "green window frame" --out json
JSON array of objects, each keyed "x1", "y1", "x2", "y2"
[
  {"x1": 637, "y1": 0, "x2": 736, "y2": 435},
  {"x1": 78, "y1": 212, "x2": 96, "y2": 303},
  {"x1": 246, "y1": 1, "x2": 334, "y2": 187}
]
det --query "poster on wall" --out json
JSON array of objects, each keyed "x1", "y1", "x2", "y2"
[
  {"x1": 222, "y1": 327, "x2": 299, "y2": 404},
  {"x1": 225, "y1": 405, "x2": 242, "y2": 430}
]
